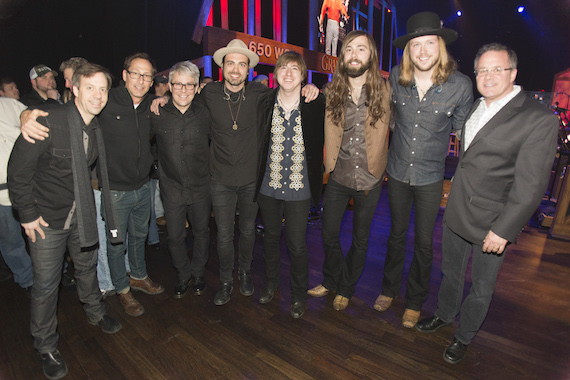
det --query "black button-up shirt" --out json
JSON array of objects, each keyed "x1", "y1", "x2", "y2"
[{"x1": 387, "y1": 65, "x2": 473, "y2": 186}]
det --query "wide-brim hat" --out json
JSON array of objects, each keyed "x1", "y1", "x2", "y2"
[
  {"x1": 213, "y1": 39, "x2": 259, "y2": 68},
  {"x1": 393, "y1": 11, "x2": 458, "y2": 49}
]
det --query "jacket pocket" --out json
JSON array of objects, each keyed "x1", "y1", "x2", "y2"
[
  {"x1": 49, "y1": 148, "x2": 72, "y2": 173},
  {"x1": 469, "y1": 194, "x2": 504, "y2": 212}
]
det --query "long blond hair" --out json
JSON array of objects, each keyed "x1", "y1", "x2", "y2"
[
  {"x1": 398, "y1": 36, "x2": 457, "y2": 87},
  {"x1": 325, "y1": 31, "x2": 388, "y2": 128}
]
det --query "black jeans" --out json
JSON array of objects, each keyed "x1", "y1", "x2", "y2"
[
  {"x1": 29, "y1": 224, "x2": 104, "y2": 354},
  {"x1": 257, "y1": 194, "x2": 311, "y2": 303},
  {"x1": 321, "y1": 179, "x2": 382, "y2": 298},
  {"x1": 381, "y1": 176, "x2": 443, "y2": 310},
  {"x1": 163, "y1": 196, "x2": 211, "y2": 281}
]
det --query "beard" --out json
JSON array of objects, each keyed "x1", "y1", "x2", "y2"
[
  {"x1": 346, "y1": 59, "x2": 371, "y2": 78},
  {"x1": 223, "y1": 71, "x2": 246, "y2": 87}
]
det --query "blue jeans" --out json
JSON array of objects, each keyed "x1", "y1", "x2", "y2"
[
  {"x1": 104, "y1": 182, "x2": 151, "y2": 294},
  {"x1": 163, "y1": 196, "x2": 211, "y2": 281},
  {"x1": 382, "y1": 177, "x2": 443, "y2": 310},
  {"x1": 0, "y1": 205, "x2": 33, "y2": 288},
  {"x1": 94, "y1": 190, "x2": 129, "y2": 292},
  {"x1": 29, "y1": 224, "x2": 104, "y2": 354},
  {"x1": 435, "y1": 223, "x2": 505, "y2": 345},
  {"x1": 210, "y1": 178, "x2": 258, "y2": 283},
  {"x1": 257, "y1": 194, "x2": 310, "y2": 303},
  {"x1": 147, "y1": 178, "x2": 160, "y2": 245},
  {"x1": 321, "y1": 179, "x2": 382, "y2": 298}
]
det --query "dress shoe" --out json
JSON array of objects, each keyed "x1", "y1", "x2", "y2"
[
  {"x1": 402, "y1": 309, "x2": 421, "y2": 328},
  {"x1": 333, "y1": 295, "x2": 349, "y2": 311},
  {"x1": 307, "y1": 284, "x2": 328, "y2": 297},
  {"x1": 290, "y1": 301, "x2": 306, "y2": 319},
  {"x1": 39, "y1": 351, "x2": 68, "y2": 380},
  {"x1": 173, "y1": 279, "x2": 190, "y2": 299},
  {"x1": 119, "y1": 291, "x2": 144, "y2": 317},
  {"x1": 443, "y1": 338, "x2": 468, "y2": 364},
  {"x1": 373, "y1": 294, "x2": 394, "y2": 312},
  {"x1": 259, "y1": 287, "x2": 276, "y2": 304},
  {"x1": 415, "y1": 315, "x2": 452, "y2": 333},
  {"x1": 89, "y1": 315, "x2": 122, "y2": 334},
  {"x1": 238, "y1": 271, "x2": 254, "y2": 296},
  {"x1": 130, "y1": 276, "x2": 165, "y2": 295},
  {"x1": 190, "y1": 276, "x2": 206, "y2": 295},
  {"x1": 214, "y1": 282, "x2": 233, "y2": 305}
]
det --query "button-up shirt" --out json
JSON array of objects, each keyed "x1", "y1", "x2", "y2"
[
  {"x1": 387, "y1": 65, "x2": 473, "y2": 186},
  {"x1": 331, "y1": 86, "x2": 380, "y2": 191}
]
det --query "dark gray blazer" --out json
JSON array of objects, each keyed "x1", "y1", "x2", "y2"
[{"x1": 444, "y1": 89, "x2": 558, "y2": 245}]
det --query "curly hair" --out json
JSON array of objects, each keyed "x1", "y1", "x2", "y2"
[
  {"x1": 398, "y1": 36, "x2": 457, "y2": 87},
  {"x1": 325, "y1": 30, "x2": 388, "y2": 128}
]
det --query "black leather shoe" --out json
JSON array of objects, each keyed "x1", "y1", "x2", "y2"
[
  {"x1": 443, "y1": 338, "x2": 468, "y2": 364},
  {"x1": 290, "y1": 301, "x2": 306, "y2": 319},
  {"x1": 89, "y1": 315, "x2": 122, "y2": 334},
  {"x1": 61, "y1": 272, "x2": 76, "y2": 289},
  {"x1": 214, "y1": 282, "x2": 233, "y2": 305},
  {"x1": 259, "y1": 287, "x2": 276, "y2": 304},
  {"x1": 173, "y1": 279, "x2": 191, "y2": 299},
  {"x1": 190, "y1": 276, "x2": 206, "y2": 295},
  {"x1": 238, "y1": 271, "x2": 254, "y2": 296},
  {"x1": 415, "y1": 315, "x2": 452, "y2": 333},
  {"x1": 39, "y1": 351, "x2": 68, "y2": 380}
]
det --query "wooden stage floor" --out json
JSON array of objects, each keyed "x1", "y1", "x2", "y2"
[{"x1": 1, "y1": 182, "x2": 569, "y2": 379}]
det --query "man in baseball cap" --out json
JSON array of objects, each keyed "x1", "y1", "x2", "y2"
[{"x1": 21, "y1": 64, "x2": 61, "y2": 107}]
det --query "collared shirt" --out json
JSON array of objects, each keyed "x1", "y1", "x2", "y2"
[
  {"x1": 387, "y1": 65, "x2": 473, "y2": 186},
  {"x1": 260, "y1": 101, "x2": 311, "y2": 201},
  {"x1": 198, "y1": 81, "x2": 269, "y2": 186},
  {"x1": 0, "y1": 98, "x2": 27, "y2": 206},
  {"x1": 331, "y1": 85, "x2": 380, "y2": 191},
  {"x1": 464, "y1": 85, "x2": 522, "y2": 150}
]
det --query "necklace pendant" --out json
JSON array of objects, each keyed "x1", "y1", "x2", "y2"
[{"x1": 232, "y1": 122, "x2": 238, "y2": 130}]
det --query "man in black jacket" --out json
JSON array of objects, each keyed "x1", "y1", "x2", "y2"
[
  {"x1": 20, "y1": 64, "x2": 62, "y2": 107},
  {"x1": 151, "y1": 61, "x2": 211, "y2": 299},
  {"x1": 8, "y1": 63, "x2": 122, "y2": 380}
]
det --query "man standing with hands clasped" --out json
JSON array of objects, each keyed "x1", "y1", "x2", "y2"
[{"x1": 415, "y1": 43, "x2": 558, "y2": 364}]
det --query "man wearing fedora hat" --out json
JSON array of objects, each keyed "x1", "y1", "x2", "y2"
[
  {"x1": 195, "y1": 39, "x2": 319, "y2": 306},
  {"x1": 373, "y1": 11, "x2": 473, "y2": 328}
]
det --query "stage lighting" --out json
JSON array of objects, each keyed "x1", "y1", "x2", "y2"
[
  {"x1": 456, "y1": 10, "x2": 462, "y2": 17},
  {"x1": 517, "y1": 6, "x2": 525, "y2": 13}
]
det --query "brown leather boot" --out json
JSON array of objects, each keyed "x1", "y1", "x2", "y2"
[
  {"x1": 119, "y1": 291, "x2": 144, "y2": 317},
  {"x1": 129, "y1": 276, "x2": 165, "y2": 295}
]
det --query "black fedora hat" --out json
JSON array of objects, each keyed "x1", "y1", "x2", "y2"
[{"x1": 393, "y1": 11, "x2": 457, "y2": 49}]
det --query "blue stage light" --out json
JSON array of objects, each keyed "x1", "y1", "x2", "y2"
[
  {"x1": 517, "y1": 6, "x2": 525, "y2": 13},
  {"x1": 456, "y1": 10, "x2": 462, "y2": 17}
]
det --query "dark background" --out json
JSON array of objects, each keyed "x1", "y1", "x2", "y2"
[{"x1": 1, "y1": 0, "x2": 568, "y2": 96}]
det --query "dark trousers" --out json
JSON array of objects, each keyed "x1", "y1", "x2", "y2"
[
  {"x1": 257, "y1": 194, "x2": 311, "y2": 303},
  {"x1": 163, "y1": 196, "x2": 211, "y2": 281},
  {"x1": 29, "y1": 225, "x2": 104, "y2": 354},
  {"x1": 381, "y1": 177, "x2": 443, "y2": 310},
  {"x1": 435, "y1": 223, "x2": 505, "y2": 345},
  {"x1": 321, "y1": 179, "x2": 382, "y2": 298},
  {"x1": 210, "y1": 178, "x2": 258, "y2": 283}
]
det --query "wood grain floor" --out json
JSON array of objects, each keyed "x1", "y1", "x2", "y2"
[{"x1": 1, "y1": 183, "x2": 569, "y2": 380}]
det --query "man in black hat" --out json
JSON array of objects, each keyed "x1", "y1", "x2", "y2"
[
  {"x1": 153, "y1": 74, "x2": 169, "y2": 97},
  {"x1": 20, "y1": 64, "x2": 62, "y2": 106},
  {"x1": 373, "y1": 11, "x2": 473, "y2": 328}
]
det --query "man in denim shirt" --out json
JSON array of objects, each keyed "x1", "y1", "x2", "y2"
[{"x1": 373, "y1": 12, "x2": 473, "y2": 328}]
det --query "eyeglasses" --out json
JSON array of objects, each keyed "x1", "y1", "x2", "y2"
[
  {"x1": 126, "y1": 70, "x2": 154, "y2": 82},
  {"x1": 171, "y1": 82, "x2": 197, "y2": 90},
  {"x1": 474, "y1": 67, "x2": 513, "y2": 76}
]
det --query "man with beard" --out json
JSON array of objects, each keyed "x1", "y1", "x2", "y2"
[
  {"x1": 189, "y1": 39, "x2": 318, "y2": 305},
  {"x1": 307, "y1": 30, "x2": 391, "y2": 312},
  {"x1": 20, "y1": 64, "x2": 61, "y2": 106},
  {"x1": 373, "y1": 11, "x2": 473, "y2": 328}
]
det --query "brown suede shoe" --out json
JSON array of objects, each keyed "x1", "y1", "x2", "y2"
[
  {"x1": 373, "y1": 294, "x2": 394, "y2": 312},
  {"x1": 129, "y1": 276, "x2": 165, "y2": 295},
  {"x1": 307, "y1": 284, "x2": 329, "y2": 297},
  {"x1": 333, "y1": 295, "x2": 349, "y2": 311},
  {"x1": 402, "y1": 309, "x2": 421, "y2": 328},
  {"x1": 119, "y1": 291, "x2": 144, "y2": 317}
]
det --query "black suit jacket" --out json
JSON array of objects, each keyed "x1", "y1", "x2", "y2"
[
  {"x1": 444, "y1": 89, "x2": 558, "y2": 244},
  {"x1": 254, "y1": 89, "x2": 325, "y2": 206}
]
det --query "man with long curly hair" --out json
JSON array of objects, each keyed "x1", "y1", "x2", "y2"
[
  {"x1": 307, "y1": 30, "x2": 391, "y2": 312},
  {"x1": 373, "y1": 12, "x2": 473, "y2": 328}
]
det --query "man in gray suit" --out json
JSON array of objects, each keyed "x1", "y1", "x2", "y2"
[{"x1": 415, "y1": 43, "x2": 558, "y2": 364}]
